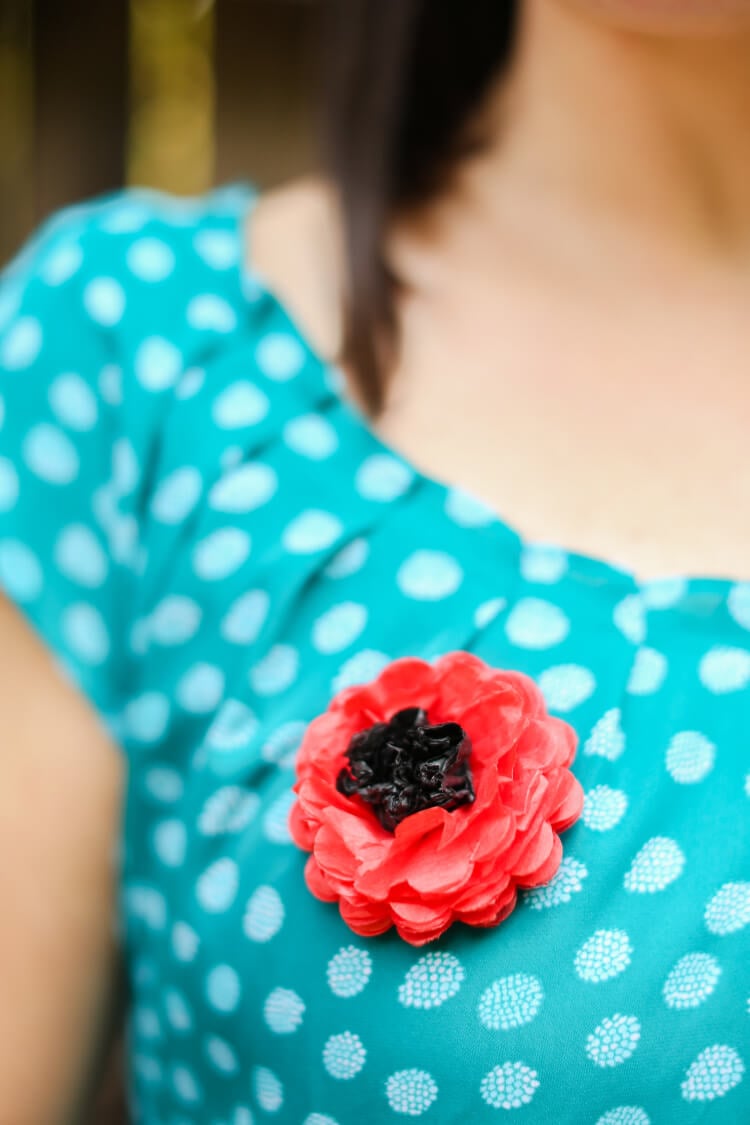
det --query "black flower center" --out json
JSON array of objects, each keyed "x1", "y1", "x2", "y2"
[{"x1": 335, "y1": 706, "x2": 475, "y2": 833}]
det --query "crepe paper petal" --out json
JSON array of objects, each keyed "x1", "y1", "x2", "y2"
[{"x1": 289, "y1": 650, "x2": 583, "y2": 945}]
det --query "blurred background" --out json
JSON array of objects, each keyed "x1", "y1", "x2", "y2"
[{"x1": 0, "y1": 0, "x2": 324, "y2": 264}]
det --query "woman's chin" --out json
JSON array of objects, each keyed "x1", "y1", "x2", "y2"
[{"x1": 563, "y1": 0, "x2": 750, "y2": 37}]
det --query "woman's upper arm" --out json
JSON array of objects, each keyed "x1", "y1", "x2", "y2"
[{"x1": 0, "y1": 592, "x2": 124, "y2": 1125}]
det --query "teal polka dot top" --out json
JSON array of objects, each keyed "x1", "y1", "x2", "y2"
[{"x1": 1, "y1": 182, "x2": 748, "y2": 1125}]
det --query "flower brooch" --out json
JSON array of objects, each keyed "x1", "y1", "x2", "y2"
[{"x1": 288, "y1": 651, "x2": 584, "y2": 946}]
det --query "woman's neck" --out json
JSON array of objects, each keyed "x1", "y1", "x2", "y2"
[{"x1": 470, "y1": 0, "x2": 750, "y2": 267}]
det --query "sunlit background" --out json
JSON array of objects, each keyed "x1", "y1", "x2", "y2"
[{"x1": 0, "y1": 0, "x2": 323, "y2": 264}]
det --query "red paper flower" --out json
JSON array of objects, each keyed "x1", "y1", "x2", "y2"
[{"x1": 288, "y1": 651, "x2": 584, "y2": 946}]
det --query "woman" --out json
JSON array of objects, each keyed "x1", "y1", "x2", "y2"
[{"x1": 2, "y1": 1, "x2": 748, "y2": 1121}]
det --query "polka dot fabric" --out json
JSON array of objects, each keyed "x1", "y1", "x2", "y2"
[{"x1": 1, "y1": 182, "x2": 748, "y2": 1124}]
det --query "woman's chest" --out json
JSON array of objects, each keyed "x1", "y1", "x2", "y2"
[{"x1": 370, "y1": 288, "x2": 750, "y2": 585}]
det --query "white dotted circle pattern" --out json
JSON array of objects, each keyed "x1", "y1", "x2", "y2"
[{"x1": 2, "y1": 186, "x2": 747, "y2": 1125}]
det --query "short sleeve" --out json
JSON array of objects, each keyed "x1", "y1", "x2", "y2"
[{"x1": 0, "y1": 201, "x2": 143, "y2": 734}]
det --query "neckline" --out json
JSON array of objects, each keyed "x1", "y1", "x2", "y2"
[{"x1": 225, "y1": 179, "x2": 743, "y2": 606}]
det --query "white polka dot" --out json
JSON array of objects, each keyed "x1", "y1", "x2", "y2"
[
  {"x1": 187, "y1": 293, "x2": 237, "y2": 333},
  {"x1": 303, "y1": 1116, "x2": 339, "y2": 1125},
  {"x1": 699, "y1": 645, "x2": 750, "y2": 693},
  {"x1": 49, "y1": 372, "x2": 98, "y2": 431},
  {"x1": 149, "y1": 595, "x2": 202, "y2": 645},
  {"x1": 53, "y1": 524, "x2": 108, "y2": 587},
  {"x1": 624, "y1": 837, "x2": 685, "y2": 893},
  {"x1": 256, "y1": 332, "x2": 305, "y2": 380},
  {"x1": 327, "y1": 946, "x2": 372, "y2": 998},
  {"x1": 150, "y1": 467, "x2": 203, "y2": 524},
  {"x1": 41, "y1": 241, "x2": 83, "y2": 285},
  {"x1": 205, "y1": 698, "x2": 258, "y2": 753},
  {"x1": 582, "y1": 785, "x2": 628, "y2": 831},
  {"x1": 586, "y1": 1014, "x2": 641, "y2": 1067},
  {"x1": 153, "y1": 819, "x2": 187, "y2": 867},
  {"x1": 444, "y1": 486, "x2": 496, "y2": 528},
  {"x1": 663, "y1": 952, "x2": 721, "y2": 1009},
  {"x1": 626, "y1": 647, "x2": 667, "y2": 695},
  {"x1": 175, "y1": 365, "x2": 205, "y2": 400},
  {"x1": 171, "y1": 921, "x2": 199, "y2": 962},
  {"x1": 253, "y1": 1065, "x2": 284, "y2": 1112},
  {"x1": 642, "y1": 576, "x2": 687, "y2": 608},
  {"x1": 332, "y1": 649, "x2": 391, "y2": 692},
  {"x1": 205, "y1": 1034, "x2": 238, "y2": 1074},
  {"x1": 283, "y1": 413, "x2": 339, "y2": 459},
  {"x1": 728, "y1": 583, "x2": 750, "y2": 630},
  {"x1": 232, "y1": 1106, "x2": 254, "y2": 1125},
  {"x1": 262, "y1": 788, "x2": 296, "y2": 844},
  {"x1": 473, "y1": 596, "x2": 506, "y2": 629},
  {"x1": 134, "y1": 1005, "x2": 161, "y2": 1040},
  {"x1": 221, "y1": 588, "x2": 269, "y2": 645},
  {"x1": 0, "y1": 458, "x2": 18, "y2": 511},
  {"x1": 132, "y1": 1054, "x2": 161, "y2": 1084},
  {"x1": 312, "y1": 602, "x2": 368, "y2": 654},
  {"x1": 125, "y1": 884, "x2": 166, "y2": 930},
  {"x1": 355, "y1": 453, "x2": 413, "y2": 502},
  {"x1": 524, "y1": 856, "x2": 588, "y2": 910},
  {"x1": 261, "y1": 720, "x2": 306, "y2": 768},
  {"x1": 505, "y1": 597, "x2": 570, "y2": 649},
  {"x1": 99, "y1": 201, "x2": 150, "y2": 232},
  {"x1": 583, "y1": 707, "x2": 625, "y2": 760},
  {"x1": 480, "y1": 1063, "x2": 538, "y2": 1110},
  {"x1": 386, "y1": 1069, "x2": 438, "y2": 1115},
  {"x1": 175, "y1": 662, "x2": 224, "y2": 712},
  {"x1": 62, "y1": 602, "x2": 110, "y2": 665},
  {"x1": 134, "y1": 336, "x2": 183, "y2": 391},
  {"x1": 520, "y1": 544, "x2": 568, "y2": 584},
  {"x1": 196, "y1": 859, "x2": 239, "y2": 914},
  {"x1": 205, "y1": 963, "x2": 241, "y2": 1012},
  {"x1": 1, "y1": 316, "x2": 42, "y2": 368},
  {"x1": 213, "y1": 380, "x2": 270, "y2": 429},
  {"x1": 323, "y1": 537, "x2": 369, "y2": 579},
  {"x1": 144, "y1": 766, "x2": 183, "y2": 803},
  {"x1": 595, "y1": 1108, "x2": 650, "y2": 1125},
  {"x1": 613, "y1": 594, "x2": 646, "y2": 645},
  {"x1": 574, "y1": 930, "x2": 632, "y2": 983},
  {"x1": 263, "y1": 987, "x2": 305, "y2": 1034},
  {"x1": 124, "y1": 691, "x2": 170, "y2": 741},
  {"x1": 0, "y1": 540, "x2": 42, "y2": 601},
  {"x1": 126, "y1": 237, "x2": 175, "y2": 281},
  {"x1": 98, "y1": 364, "x2": 122, "y2": 405},
  {"x1": 477, "y1": 974, "x2": 543, "y2": 1030},
  {"x1": 192, "y1": 527, "x2": 251, "y2": 580},
  {"x1": 322, "y1": 1031, "x2": 366, "y2": 1080},
  {"x1": 243, "y1": 885, "x2": 284, "y2": 942},
  {"x1": 83, "y1": 277, "x2": 126, "y2": 325},
  {"x1": 666, "y1": 730, "x2": 716, "y2": 784},
  {"x1": 681, "y1": 1045, "x2": 745, "y2": 1101},
  {"x1": 208, "y1": 462, "x2": 277, "y2": 513},
  {"x1": 171, "y1": 1063, "x2": 201, "y2": 1104},
  {"x1": 398, "y1": 952, "x2": 464, "y2": 1010},
  {"x1": 249, "y1": 644, "x2": 299, "y2": 696},
  {"x1": 282, "y1": 509, "x2": 343, "y2": 554},
  {"x1": 705, "y1": 882, "x2": 750, "y2": 935},
  {"x1": 396, "y1": 549, "x2": 463, "y2": 600},
  {"x1": 198, "y1": 786, "x2": 259, "y2": 836},
  {"x1": 23, "y1": 423, "x2": 79, "y2": 484},
  {"x1": 193, "y1": 228, "x2": 238, "y2": 269},
  {"x1": 164, "y1": 988, "x2": 193, "y2": 1031},
  {"x1": 538, "y1": 664, "x2": 596, "y2": 712}
]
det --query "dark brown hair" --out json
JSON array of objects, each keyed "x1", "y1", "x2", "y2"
[{"x1": 321, "y1": 0, "x2": 519, "y2": 416}]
